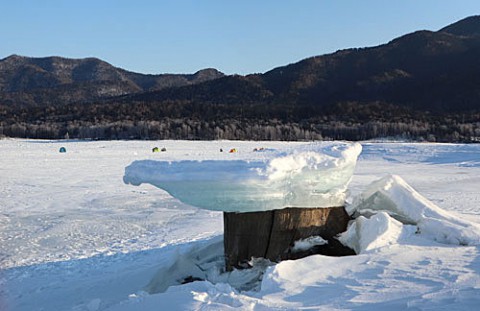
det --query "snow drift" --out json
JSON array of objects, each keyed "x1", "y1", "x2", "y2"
[
  {"x1": 345, "y1": 174, "x2": 480, "y2": 249},
  {"x1": 123, "y1": 142, "x2": 362, "y2": 212}
]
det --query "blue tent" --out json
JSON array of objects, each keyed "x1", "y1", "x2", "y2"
[{"x1": 59, "y1": 147, "x2": 67, "y2": 153}]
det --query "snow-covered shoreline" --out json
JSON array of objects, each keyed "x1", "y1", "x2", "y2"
[{"x1": 2, "y1": 139, "x2": 480, "y2": 310}]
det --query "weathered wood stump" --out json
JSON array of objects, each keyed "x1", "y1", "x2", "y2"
[{"x1": 224, "y1": 206, "x2": 354, "y2": 270}]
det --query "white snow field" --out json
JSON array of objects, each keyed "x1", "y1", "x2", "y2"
[{"x1": 1, "y1": 139, "x2": 480, "y2": 310}]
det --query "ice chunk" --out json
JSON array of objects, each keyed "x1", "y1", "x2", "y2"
[
  {"x1": 338, "y1": 212, "x2": 412, "y2": 253},
  {"x1": 123, "y1": 142, "x2": 362, "y2": 212},
  {"x1": 348, "y1": 175, "x2": 480, "y2": 246},
  {"x1": 291, "y1": 236, "x2": 328, "y2": 253}
]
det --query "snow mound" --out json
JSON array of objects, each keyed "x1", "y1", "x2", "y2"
[
  {"x1": 348, "y1": 174, "x2": 480, "y2": 246},
  {"x1": 338, "y1": 212, "x2": 415, "y2": 253},
  {"x1": 124, "y1": 142, "x2": 362, "y2": 212}
]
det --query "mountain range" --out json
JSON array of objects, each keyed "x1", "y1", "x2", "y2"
[
  {"x1": 122, "y1": 15, "x2": 480, "y2": 115},
  {"x1": 0, "y1": 55, "x2": 224, "y2": 106},
  {"x1": 1, "y1": 15, "x2": 480, "y2": 141}
]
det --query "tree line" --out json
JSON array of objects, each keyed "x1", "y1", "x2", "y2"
[
  {"x1": 1, "y1": 100, "x2": 479, "y2": 142},
  {"x1": 1, "y1": 117, "x2": 479, "y2": 142}
]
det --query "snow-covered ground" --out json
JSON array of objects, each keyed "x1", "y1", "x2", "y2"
[{"x1": 1, "y1": 139, "x2": 480, "y2": 310}]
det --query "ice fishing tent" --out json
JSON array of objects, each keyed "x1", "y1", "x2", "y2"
[
  {"x1": 59, "y1": 147, "x2": 66, "y2": 153},
  {"x1": 124, "y1": 142, "x2": 362, "y2": 270},
  {"x1": 152, "y1": 147, "x2": 159, "y2": 153}
]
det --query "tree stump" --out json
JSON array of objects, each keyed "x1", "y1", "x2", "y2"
[{"x1": 224, "y1": 206, "x2": 354, "y2": 270}]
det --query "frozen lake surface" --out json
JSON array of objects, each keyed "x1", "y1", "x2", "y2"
[{"x1": 1, "y1": 139, "x2": 480, "y2": 310}]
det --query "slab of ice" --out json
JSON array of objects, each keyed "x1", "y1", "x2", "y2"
[
  {"x1": 338, "y1": 212, "x2": 414, "y2": 254},
  {"x1": 348, "y1": 174, "x2": 480, "y2": 246},
  {"x1": 123, "y1": 142, "x2": 362, "y2": 212}
]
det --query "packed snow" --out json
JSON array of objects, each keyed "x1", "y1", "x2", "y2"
[
  {"x1": 123, "y1": 142, "x2": 362, "y2": 212},
  {"x1": 347, "y1": 174, "x2": 480, "y2": 247},
  {"x1": 1, "y1": 139, "x2": 480, "y2": 310}
]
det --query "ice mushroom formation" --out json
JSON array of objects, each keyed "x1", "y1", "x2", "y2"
[{"x1": 123, "y1": 142, "x2": 362, "y2": 212}]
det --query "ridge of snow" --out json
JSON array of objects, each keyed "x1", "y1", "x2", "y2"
[{"x1": 348, "y1": 174, "x2": 480, "y2": 246}]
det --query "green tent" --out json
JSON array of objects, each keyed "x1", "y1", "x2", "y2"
[{"x1": 152, "y1": 147, "x2": 160, "y2": 153}]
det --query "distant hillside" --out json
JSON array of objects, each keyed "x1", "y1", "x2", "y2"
[
  {"x1": 0, "y1": 55, "x2": 224, "y2": 106},
  {"x1": 1, "y1": 16, "x2": 480, "y2": 142},
  {"x1": 122, "y1": 15, "x2": 480, "y2": 115}
]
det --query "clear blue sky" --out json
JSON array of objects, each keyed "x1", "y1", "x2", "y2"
[{"x1": 1, "y1": 0, "x2": 480, "y2": 75}]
